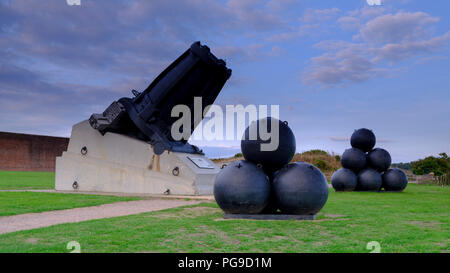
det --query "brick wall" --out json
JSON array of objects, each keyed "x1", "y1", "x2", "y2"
[{"x1": 0, "y1": 132, "x2": 69, "y2": 172}]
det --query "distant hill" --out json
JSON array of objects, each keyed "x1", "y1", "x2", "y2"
[
  {"x1": 391, "y1": 162, "x2": 412, "y2": 170},
  {"x1": 290, "y1": 150, "x2": 341, "y2": 180},
  {"x1": 212, "y1": 149, "x2": 341, "y2": 180}
]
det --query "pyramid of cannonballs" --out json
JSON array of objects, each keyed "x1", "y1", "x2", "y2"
[
  {"x1": 331, "y1": 128, "x2": 408, "y2": 192},
  {"x1": 214, "y1": 118, "x2": 329, "y2": 217}
]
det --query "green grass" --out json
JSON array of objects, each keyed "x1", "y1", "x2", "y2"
[
  {"x1": 0, "y1": 184, "x2": 448, "y2": 253},
  {"x1": 0, "y1": 171, "x2": 54, "y2": 190},
  {"x1": 0, "y1": 192, "x2": 141, "y2": 216}
]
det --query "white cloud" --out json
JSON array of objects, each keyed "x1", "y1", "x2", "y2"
[
  {"x1": 303, "y1": 11, "x2": 450, "y2": 86},
  {"x1": 360, "y1": 12, "x2": 439, "y2": 44}
]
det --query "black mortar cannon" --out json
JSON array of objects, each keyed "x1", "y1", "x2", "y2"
[{"x1": 89, "y1": 42, "x2": 232, "y2": 155}]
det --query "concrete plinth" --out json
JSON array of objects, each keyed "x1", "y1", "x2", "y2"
[{"x1": 55, "y1": 120, "x2": 220, "y2": 196}]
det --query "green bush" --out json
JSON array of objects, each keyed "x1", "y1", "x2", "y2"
[
  {"x1": 314, "y1": 159, "x2": 329, "y2": 171},
  {"x1": 411, "y1": 154, "x2": 450, "y2": 176}
]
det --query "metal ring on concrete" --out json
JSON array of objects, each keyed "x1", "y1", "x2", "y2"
[{"x1": 172, "y1": 166, "x2": 180, "y2": 176}]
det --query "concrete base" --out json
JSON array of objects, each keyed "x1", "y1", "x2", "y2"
[
  {"x1": 55, "y1": 120, "x2": 220, "y2": 196},
  {"x1": 223, "y1": 214, "x2": 317, "y2": 221}
]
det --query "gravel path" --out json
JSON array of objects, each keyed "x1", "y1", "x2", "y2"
[
  {"x1": 0, "y1": 189, "x2": 215, "y2": 200},
  {"x1": 0, "y1": 199, "x2": 201, "y2": 235}
]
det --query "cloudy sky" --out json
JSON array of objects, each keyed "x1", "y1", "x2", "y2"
[{"x1": 1, "y1": 0, "x2": 449, "y2": 162}]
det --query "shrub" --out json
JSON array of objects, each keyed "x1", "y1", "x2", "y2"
[
  {"x1": 314, "y1": 159, "x2": 329, "y2": 171},
  {"x1": 291, "y1": 150, "x2": 341, "y2": 179},
  {"x1": 411, "y1": 154, "x2": 450, "y2": 176}
]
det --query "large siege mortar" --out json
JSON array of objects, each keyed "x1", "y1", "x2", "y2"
[{"x1": 55, "y1": 42, "x2": 231, "y2": 195}]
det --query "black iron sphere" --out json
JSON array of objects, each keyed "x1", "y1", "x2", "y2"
[
  {"x1": 368, "y1": 148, "x2": 392, "y2": 172},
  {"x1": 261, "y1": 171, "x2": 279, "y2": 214},
  {"x1": 272, "y1": 162, "x2": 329, "y2": 215},
  {"x1": 214, "y1": 160, "x2": 270, "y2": 214},
  {"x1": 382, "y1": 168, "x2": 408, "y2": 192},
  {"x1": 331, "y1": 168, "x2": 358, "y2": 192},
  {"x1": 356, "y1": 168, "x2": 382, "y2": 192},
  {"x1": 341, "y1": 148, "x2": 367, "y2": 172},
  {"x1": 241, "y1": 117, "x2": 296, "y2": 173},
  {"x1": 351, "y1": 128, "x2": 376, "y2": 152}
]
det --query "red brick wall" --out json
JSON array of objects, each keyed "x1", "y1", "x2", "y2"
[{"x1": 0, "y1": 132, "x2": 69, "y2": 172}]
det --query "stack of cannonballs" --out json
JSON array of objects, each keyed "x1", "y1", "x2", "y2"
[
  {"x1": 331, "y1": 128, "x2": 408, "y2": 192},
  {"x1": 214, "y1": 118, "x2": 329, "y2": 217}
]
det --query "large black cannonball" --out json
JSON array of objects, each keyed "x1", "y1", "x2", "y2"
[
  {"x1": 214, "y1": 160, "x2": 270, "y2": 214},
  {"x1": 341, "y1": 148, "x2": 367, "y2": 172},
  {"x1": 356, "y1": 168, "x2": 382, "y2": 192},
  {"x1": 241, "y1": 117, "x2": 296, "y2": 173},
  {"x1": 382, "y1": 168, "x2": 408, "y2": 192},
  {"x1": 261, "y1": 171, "x2": 279, "y2": 214},
  {"x1": 351, "y1": 128, "x2": 376, "y2": 152},
  {"x1": 273, "y1": 162, "x2": 329, "y2": 215},
  {"x1": 368, "y1": 148, "x2": 391, "y2": 172},
  {"x1": 331, "y1": 168, "x2": 358, "y2": 192}
]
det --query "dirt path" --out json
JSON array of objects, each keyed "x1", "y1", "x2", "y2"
[{"x1": 0, "y1": 199, "x2": 201, "y2": 235}]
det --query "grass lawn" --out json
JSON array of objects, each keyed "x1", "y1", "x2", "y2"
[
  {"x1": 0, "y1": 192, "x2": 141, "y2": 216},
  {"x1": 0, "y1": 170, "x2": 54, "y2": 190},
  {"x1": 0, "y1": 184, "x2": 448, "y2": 253}
]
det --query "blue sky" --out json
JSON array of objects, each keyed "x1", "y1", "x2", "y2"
[{"x1": 1, "y1": 0, "x2": 449, "y2": 162}]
